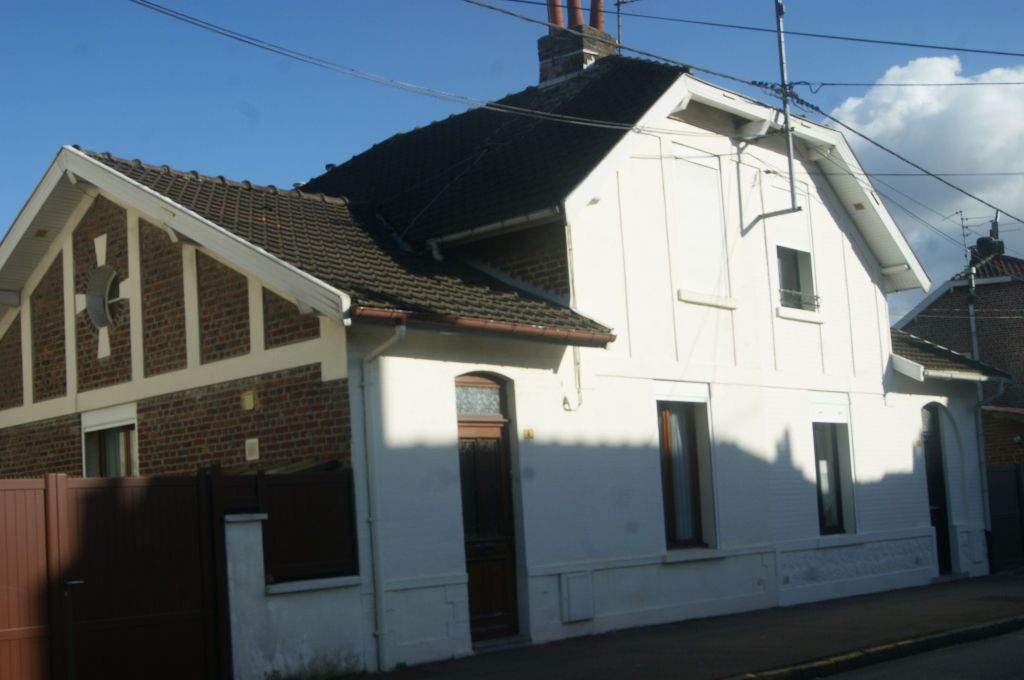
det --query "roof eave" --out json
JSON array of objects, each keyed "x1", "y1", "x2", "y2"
[
  {"x1": 674, "y1": 76, "x2": 929, "y2": 294},
  {"x1": 892, "y1": 352, "x2": 1008, "y2": 383},
  {"x1": 349, "y1": 305, "x2": 615, "y2": 347}
]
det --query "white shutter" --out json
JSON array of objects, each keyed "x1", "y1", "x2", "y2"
[{"x1": 674, "y1": 152, "x2": 730, "y2": 298}]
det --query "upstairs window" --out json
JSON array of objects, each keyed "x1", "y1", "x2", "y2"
[{"x1": 777, "y1": 246, "x2": 818, "y2": 311}]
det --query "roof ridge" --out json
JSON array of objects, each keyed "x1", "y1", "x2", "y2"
[
  {"x1": 74, "y1": 145, "x2": 350, "y2": 207},
  {"x1": 302, "y1": 56, "x2": 683, "y2": 188}
]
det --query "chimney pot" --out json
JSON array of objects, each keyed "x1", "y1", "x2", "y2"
[
  {"x1": 567, "y1": 0, "x2": 585, "y2": 27},
  {"x1": 590, "y1": 0, "x2": 604, "y2": 31},
  {"x1": 546, "y1": 0, "x2": 564, "y2": 34}
]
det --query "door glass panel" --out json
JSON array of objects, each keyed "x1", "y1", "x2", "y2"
[{"x1": 456, "y1": 386, "x2": 502, "y2": 416}]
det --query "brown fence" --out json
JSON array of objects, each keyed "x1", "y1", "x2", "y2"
[
  {"x1": 0, "y1": 468, "x2": 358, "y2": 680},
  {"x1": 219, "y1": 468, "x2": 359, "y2": 583},
  {"x1": 989, "y1": 463, "x2": 1024, "y2": 572}
]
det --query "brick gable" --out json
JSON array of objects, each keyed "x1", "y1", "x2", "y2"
[
  {"x1": 198, "y1": 252, "x2": 250, "y2": 363},
  {"x1": 263, "y1": 288, "x2": 320, "y2": 349},
  {"x1": 30, "y1": 255, "x2": 66, "y2": 401},
  {"x1": 0, "y1": 314, "x2": 23, "y2": 410},
  {"x1": 74, "y1": 196, "x2": 132, "y2": 391},
  {"x1": 140, "y1": 220, "x2": 187, "y2": 376}
]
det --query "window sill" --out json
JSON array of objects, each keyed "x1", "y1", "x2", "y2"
[
  {"x1": 663, "y1": 547, "x2": 725, "y2": 564},
  {"x1": 224, "y1": 513, "x2": 268, "y2": 523},
  {"x1": 662, "y1": 543, "x2": 775, "y2": 564},
  {"x1": 677, "y1": 289, "x2": 738, "y2": 310},
  {"x1": 775, "y1": 306, "x2": 823, "y2": 324},
  {"x1": 266, "y1": 575, "x2": 361, "y2": 595}
]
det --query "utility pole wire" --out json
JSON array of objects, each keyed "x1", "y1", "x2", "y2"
[
  {"x1": 786, "y1": 92, "x2": 1024, "y2": 228},
  {"x1": 461, "y1": 0, "x2": 761, "y2": 89},
  {"x1": 470, "y1": 0, "x2": 1024, "y2": 234}
]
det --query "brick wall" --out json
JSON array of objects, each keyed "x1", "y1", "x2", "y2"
[
  {"x1": 137, "y1": 364, "x2": 349, "y2": 475},
  {"x1": 264, "y1": 289, "x2": 320, "y2": 349},
  {"x1": 141, "y1": 220, "x2": 187, "y2": 376},
  {"x1": 904, "y1": 282, "x2": 1024, "y2": 403},
  {"x1": 30, "y1": 255, "x2": 66, "y2": 401},
  {"x1": 901, "y1": 286, "x2": 971, "y2": 355},
  {"x1": 0, "y1": 414, "x2": 81, "y2": 478},
  {"x1": 0, "y1": 314, "x2": 23, "y2": 411},
  {"x1": 451, "y1": 222, "x2": 570, "y2": 296},
  {"x1": 74, "y1": 196, "x2": 132, "y2": 391},
  {"x1": 198, "y1": 252, "x2": 250, "y2": 363},
  {"x1": 983, "y1": 412, "x2": 1024, "y2": 465}
]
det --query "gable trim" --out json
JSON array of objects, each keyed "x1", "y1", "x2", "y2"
[{"x1": 56, "y1": 147, "x2": 352, "y2": 325}]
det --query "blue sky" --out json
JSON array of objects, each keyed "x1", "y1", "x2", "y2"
[{"x1": 2, "y1": 1, "x2": 1022, "y2": 316}]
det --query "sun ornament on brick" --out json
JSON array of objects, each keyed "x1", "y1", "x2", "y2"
[{"x1": 75, "y1": 233, "x2": 130, "y2": 359}]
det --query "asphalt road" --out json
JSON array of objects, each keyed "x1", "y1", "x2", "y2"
[{"x1": 835, "y1": 631, "x2": 1024, "y2": 679}]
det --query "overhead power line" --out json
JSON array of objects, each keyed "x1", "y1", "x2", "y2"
[
  {"x1": 797, "y1": 81, "x2": 1024, "y2": 92},
  {"x1": 493, "y1": 0, "x2": 1024, "y2": 59},
  {"x1": 133, "y1": 0, "x2": 1020, "y2": 257},
  {"x1": 468, "y1": 0, "x2": 1024, "y2": 232},
  {"x1": 461, "y1": 0, "x2": 762, "y2": 89},
  {"x1": 126, "y1": 0, "x2": 722, "y2": 139},
  {"x1": 786, "y1": 93, "x2": 1024, "y2": 228}
]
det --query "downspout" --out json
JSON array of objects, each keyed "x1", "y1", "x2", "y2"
[
  {"x1": 361, "y1": 323, "x2": 407, "y2": 671},
  {"x1": 967, "y1": 265, "x2": 993, "y2": 533}
]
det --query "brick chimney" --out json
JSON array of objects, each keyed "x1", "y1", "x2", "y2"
[{"x1": 538, "y1": 0, "x2": 616, "y2": 84}]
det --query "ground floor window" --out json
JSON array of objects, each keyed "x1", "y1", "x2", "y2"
[
  {"x1": 657, "y1": 400, "x2": 714, "y2": 547},
  {"x1": 84, "y1": 425, "x2": 136, "y2": 478},
  {"x1": 812, "y1": 422, "x2": 853, "y2": 535}
]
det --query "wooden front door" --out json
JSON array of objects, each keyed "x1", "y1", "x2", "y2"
[{"x1": 458, "y1": 421, "x2": 518, "y2": 642}]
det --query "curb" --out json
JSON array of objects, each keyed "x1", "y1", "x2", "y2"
[{"x1": 723, "y1": 614, "x2": 1024, "y2": 679}]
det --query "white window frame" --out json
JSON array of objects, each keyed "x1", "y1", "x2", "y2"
[
  {"x1": 809, "y1": 395, "x2": 856, "y2": 535},
  {"x1": 81, "y1": 403, "x2": 138, "y2": 477},
  {"x1": 654, "y1": 382, "x2": 718, "y2": 549}
]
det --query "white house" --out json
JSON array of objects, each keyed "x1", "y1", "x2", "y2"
[{"x1": 0, "y1": 16, "x2": 1008, "y2": 680}]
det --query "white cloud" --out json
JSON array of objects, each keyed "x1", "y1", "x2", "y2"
[{"x1": 827, "y1": 56, "x2": 1024, "y2": 320}]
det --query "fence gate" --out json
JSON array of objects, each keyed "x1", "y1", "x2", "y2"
[
  {"x1": 0, "y1": 474, "x2": 227, "y2": 680},
  {"x1": 989, "y1": 464, "x2": 1024, "y2": 572}
]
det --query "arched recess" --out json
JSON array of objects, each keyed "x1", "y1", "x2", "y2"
[
  {"x1": 922, "y1": 402, "x2": 955, "y2": 575},
  {"x1": 454, "y1": 373, "x2": 519, "y2": 643}
]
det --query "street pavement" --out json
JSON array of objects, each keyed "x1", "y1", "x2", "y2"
[
  {"x1": 835, "y1": 630, "x2": 1024, "y2": 679},
  {"x1": 383, "y1": 572, "x2": 1024, "y2": 679}
]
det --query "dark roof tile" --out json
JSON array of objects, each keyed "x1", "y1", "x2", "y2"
[
  {"x1": 84, "y1": 149, "x2": 611, "y2": 341},
  {"x1": 891, "y1": 329, "x2": 1009, "y2": 379},
  {"x1": 300, "y1": 57, "x2": 683, "y2": 243}
]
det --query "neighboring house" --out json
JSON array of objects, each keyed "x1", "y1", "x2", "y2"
[
  {"x1": 897, "y1": 232, "x2": 1024, "y2": 569},
  {"x1": 0, "y1": 9, "x2": 1009, "y2": 677}
]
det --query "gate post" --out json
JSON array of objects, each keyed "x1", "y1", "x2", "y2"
[{"x1": 44, "y1": 474, "x2": 67, "y2": 680}]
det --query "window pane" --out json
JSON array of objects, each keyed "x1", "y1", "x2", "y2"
[
  {"x1": 659, "y1": 402, "x2": 702, "y2": 545},
  {"x1": 84, "y1": 432, "x2": 100, "y2": 477},
  {"x1": 813, "y1": 423, "x2": 844, "y2": 534},
  {"x1": 84, "y1": 425, "x2": 135, "y2": 478},
  {"x1": 456, "y1": 386, "x2": 501, "y2": 416}
]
